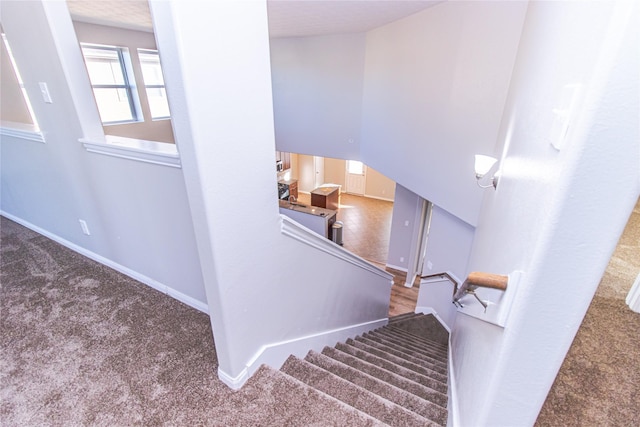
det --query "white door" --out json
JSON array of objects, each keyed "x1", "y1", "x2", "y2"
[
  {"x1": 314, "y1": 156, "x2": 325, "y2": 188},
  {"x1": 345, "y1": 160, "x2": 366, "y2": 195}
]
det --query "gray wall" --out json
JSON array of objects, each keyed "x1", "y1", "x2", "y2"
[
  {"x1": 360, "y1": 1, "x2": 528, "y2": 226},
  {"x1": 270, "y1": 33, "x2": 365, "y2": 160},
  {"x1": 0, "y1": 1, "x2": 205, "y2": 308}
]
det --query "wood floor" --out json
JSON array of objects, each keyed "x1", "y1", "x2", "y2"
[{"x1": 296, "y1": 191, "x2": 419, "y2": 317}]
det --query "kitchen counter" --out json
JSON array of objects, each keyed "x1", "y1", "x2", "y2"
[
  {"x1": 279, "y1": 200, "x2": 337, "y2": 239},
  {"x1": 278, "y1": 200, "x2": 334, "y2": 217},
  {"x1": 311, "y1": 185, "x2": 340, "y2": 210}
]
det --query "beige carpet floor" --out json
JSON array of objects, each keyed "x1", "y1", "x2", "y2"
[
  {"x1": 0, "y1": 217, "x2": 380, "y2": 426},
  {"x1": 536, "y1": 198, "x2": 640, "y2": 426}
]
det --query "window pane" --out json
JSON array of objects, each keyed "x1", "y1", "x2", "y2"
[
  {"x1": 81, "y1": 44, "x2": 140, "y2": 124},
  {"x1": 138, "y1": 50, "x2": 164, "y2": 85},
  {"x1": 138, "y1": 49, "x2": 170, "y2": 119},
  {"x1": 2, "y1": 32, "x2": 38, "y2": 127},
  {"x1": 347, "y1": 160, "x2": 364, "y2": 175},
  {"x1": 92, "y1": 88, "x2": 134, "y2": 123},
  {"x1": 146, "y1": 87, "x2": 170, "y2": 119},
  {"x1": 82, "y1": 47, "x2": 125, "y2": 85}
]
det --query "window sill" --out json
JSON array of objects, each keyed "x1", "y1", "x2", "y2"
[
  {"x1": 0, "y1": 121, "x2": 45, "y2": 143},
  {"x1": 80, "y1": 135, "x2": 181, "y2": 168}
]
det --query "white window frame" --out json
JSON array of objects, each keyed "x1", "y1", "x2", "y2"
[
  {"x1": 137, "y1": 48, "x2": 171, "y2": 120},
  {"x1": 80, "y1": 43, "x2": 143, "y2": 125}
]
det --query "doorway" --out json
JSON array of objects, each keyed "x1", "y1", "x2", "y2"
[{"x1": 345, "y1": 160, "x2": 366, "y2": 195}]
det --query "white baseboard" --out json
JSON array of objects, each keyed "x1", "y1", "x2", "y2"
[
  {"x1": 1, "y1": 211, "x2": 209, "y2": 314},
  {"x1": 220, "y1": 317, "x2": 389, "y2": 389},
  {"x1": 447, "y1": 333, "x2": 459, "y2": 427}
]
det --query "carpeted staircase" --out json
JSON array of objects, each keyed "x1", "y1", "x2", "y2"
[{"x1": 279, "y1": 313, "x2": 449, "y2": 426}]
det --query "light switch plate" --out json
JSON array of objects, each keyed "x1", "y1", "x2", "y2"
[{"x1": 39, "y1": 82, "x2": 53, "y2": 104}]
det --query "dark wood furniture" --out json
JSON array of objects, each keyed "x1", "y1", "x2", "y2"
[{"x1": 311, "y1": 186, "x2": 340, "y2": 210}]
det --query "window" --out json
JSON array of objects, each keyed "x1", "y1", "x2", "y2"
[
  {"x1": 347, "y1": 160, "x2": 365, "y2": 175},
  {"x1": 138, "y1": 49, "x2": 170, "y2": 119},
  {"x1": 2, "y1": 33, "x2": 38, "y2": 129},
  {"x1": 81, "y1": 44, "x2": 141, "y2": 124}
]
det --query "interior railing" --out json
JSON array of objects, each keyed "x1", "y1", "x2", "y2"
[
  {"x1": 420, "y1": 272, "x2": 459, "y2": 288},
  {"x1": 421, "y1": 271, "x2": 509, "y2": 311},
  {"x1": 452, "y1": 272, "x2": 509, "y2": 311}
]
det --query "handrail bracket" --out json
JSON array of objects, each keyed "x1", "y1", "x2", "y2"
[{"x1": 452, "y1": 272, "x2": 509, "y2": 312}]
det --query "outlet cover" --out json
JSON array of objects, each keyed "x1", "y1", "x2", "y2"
[{"x1": 79, "y1": 219, "x2": 90, "y2": 235}]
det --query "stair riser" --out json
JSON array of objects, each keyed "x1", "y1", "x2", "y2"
[
  {"x1": 384, "y1": 326, "x2": 450, "y2": 351},
  {"x1": 369, "y1": 331, "x2": 448, "y2": 359},
  {"x1": 346, "y1": 339, "x2": 448, "y2": 382},
  {"x1": 282, "y1": 356, "x2": 438, "y2": 426},
  {"x1": 305, "y1": 351, "x2": 448, "y2": 424},
  {"x1": 356, "y1": 335, "x2": 448, "y2": 372},
  {"x1": 365, "y1": 332, "x2": 448, "y2": 363},
  {"x1": 277, "y1": 315, "x2": 450, "y2": 426},
  {"x1": 332, "y1": 344, "x2": 448, "y2": 393},
  {"x1": 321, "y1": 347, "x2": 449, "y2": 407}
]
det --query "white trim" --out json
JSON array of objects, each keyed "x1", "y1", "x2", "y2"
[
  {"x1": 280, "y1": 214, "x2": 394, "y2": 281},
  {"x1": 626, "y1": 272, "x2": 640, "y2": 313},
  {"x1": 0, "y1": 122, "x2": 45, "y2": 143},
  {"x1": 0, "y1": 211, "x2": 208, "y2": 314},
  {"x1": 80, "y1": 135, "x2": 181, "y2": 168},
  {"x1": 239, "y1": 317, "x2": 389, "y2": 388},
  {"x1": 217, "y1": 366, "x2": 250, "y2": 390},
  {"x1": 447, "y1": 329, "x2": 460, "y2": 427}
]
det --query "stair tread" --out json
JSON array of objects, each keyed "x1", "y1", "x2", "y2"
[
  {"x1": 370, "y1": 330, "x2": 448, "y2": 357},
  {"x1": 377, "y1": 326, "x2": 449, "y2": 351},
  {"x1": 386, "y1": 314, "x2": 449, "y2": 347},
  {"x1": 281, "y1": 356, "x2": 440, "y2": 427},
  {"x1": 305, "y1": 351, "x2": 449, "y2": 420},
  {"x1": 347, "y1": 338, "x2": 448, "y2": 380},
  {"x1": 384, "y1": 325, "x2": 450, "y2": 350},
  {"x1": 253, "y1": 365, "x2": 384, "y2": 426},
  {"x1": 355, "y1": 335, "x2": 448, "y2": 372},
  {"x1": 334, "y1": 342, "x2": 448, "y2": 390},
  {"x1": 364, "y1": 332, "x2": 448, "y2": 363},
  {"x1": 320, "y1": 346, "x2": 448, "y2": 406},
  {"x1": 388, "y1": 312, "x2": 422, "y2": 323}
]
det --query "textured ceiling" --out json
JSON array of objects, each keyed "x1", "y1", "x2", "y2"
[
  {"x1": 66, "y1": 0, "x2": 442, "y2": 37},
  {"x1": 67, "y1": 0, "x2": 153, "y2": 33}
]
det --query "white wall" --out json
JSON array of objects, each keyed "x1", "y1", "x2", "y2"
[
  {"x1": 152, "y1": 0, "x2": 392, "y2": 388},
  {"x1": 72, "y1": 22, "x2": 175, "y2": 143},
  {"x1": 452, "y1": 2, "x2": 639, "y2": 426},
  {"x1": 270, "y1": 33, "x2": 365, "y2": 160},
  {"x1": 0, "y1": 2, "x2": 205, "y2": 306},
  {"x1": 423, "y1": 206, "x2": 474, "y2": 281},
  {"x1": 360, "y1": 1, "x2": 528, "y2": 226},
  {"x1": 387, "y1": 184, "x2": 420, "y2": 271}
]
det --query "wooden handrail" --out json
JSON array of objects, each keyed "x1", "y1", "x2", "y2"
[
  {"x1": 466, "y1": 272, "x2": 508, "y2": 291},
  {"x1": 453, "y1": 271, "x2": 509, "y2": 311}
]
